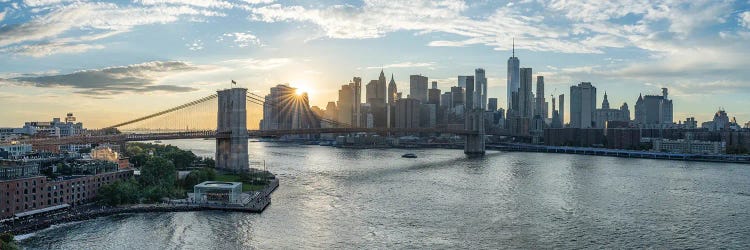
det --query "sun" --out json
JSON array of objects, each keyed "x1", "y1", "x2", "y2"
[{"x1": 290, "y1": 79, "x2": 313, "y2": 96}]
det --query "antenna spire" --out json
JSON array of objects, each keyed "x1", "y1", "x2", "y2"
[{"x1": 512, "y1": 37, "x2": 515, "y2": 57}]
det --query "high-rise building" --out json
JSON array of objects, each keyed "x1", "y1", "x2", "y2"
[
  {"x1": 337, "y1": 84, "x2": 354, "y2": 126},
  {"x1": 488, "y1": 98, "x2": 498, "y2": 111},
  {"x1": 507, "y1": 41, "x2": 520, "y2": 117},
  {"x1": 428, "y1": 87, "x2": 441, "y2": 105},
  {"x1": 450, "y1": 86, "x2": 464, "y2": 108},
  {"x1": 378, "y1": 70, "x2": 387, "y2": 101},
  {"x1": 475, "y1": 68, "x2": 487, "y2": 110},
  {"x1": 366, "y1": 80, "x2": 378, "y2": 104},
  {"x1": 431, "y1": 81, "x2": 438, "y2": 89},
  {"x1": 592, "y1": 92, "x2": 630, "y2": 128},
  {"x1": 387, "y1": 74, "x2": 397, "y2": 104},
  {"x1": 519, "y1": 68, "x2": 533, "y2": 118},
  {"x1": 395, "y1": 98, "x2": 421, "y2": 129},
  {"x1": 409, "y1": 75, "x2": 428, "y2": 103},
  {"x1": 559, "y1": 94, "x2": 565, "y2": 125},
  {"x1": 462, "y1": 75, "x2": 475, "y2": 111},
  {"x1": 440, "y1": 92, "x2": 452, "y2": 107},
  {"x1": 635, "y1": 87, "x2": 673, "y2": 126},
  {"x1": 535, "y1": 76, "x2": 546, "y2": 118},
  {"x1": 261, "y1": 84, "x2": 317, "y2": 130},
  {"x1": 351, "y1": 77, "x2": 362, "y2": 127},
  {"x1": 570, "y1": 82, "x2": 596, "y2": 128}
]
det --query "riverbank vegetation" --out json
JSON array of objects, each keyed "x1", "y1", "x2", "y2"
[
  {"x1": 1, "y1": 232, "x2": 19, "y2": 250},
  {"x1": 125, "y1": 142, "x2": 214, "y2": 170},
  {"x1": 97, "y1": 142, "x2": 273, "y2": 206}
]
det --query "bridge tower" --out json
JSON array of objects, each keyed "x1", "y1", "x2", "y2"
[
  {"x1": 216, "y1": 88, "x2": 249, "y2": 172},
  {"x1": 464, "y1": 109, "x2": 486, "y2": 155}
]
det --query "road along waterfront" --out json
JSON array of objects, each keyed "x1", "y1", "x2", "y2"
[{"x1": 19, "y1": 139, "x2": 750, "y2": 249}]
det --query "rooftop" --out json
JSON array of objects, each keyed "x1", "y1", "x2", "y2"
[{"x1": 195, "y1": 181, "x2": 242, "y2": 188}]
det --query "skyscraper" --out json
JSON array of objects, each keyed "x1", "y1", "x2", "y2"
[
  {"x1": 366, "y1": 80, "x2": 376, "y2": 104},
  {"x1": 570, "y1": 82, "x2": 596, "y2": 128},
  {"x1": 387, "y1": 74, "x2": 397, "y2": 104},
  {"x1": 475, "y1": 68, "x2": 487, "y2": 110},
  {"x1": 559, "y1": 94, "x2": 565, "y2": 125},
  {"x1": 409, "y1": 75, "x2": 428, "y2": 103},
  {"x1": 463, "y1": 75, "x2": 475, "y2": 111},
  {"x1": 428, "y1": 82, "x2": 441, "y2": 105},
  {"x1": 378, "y1": 70, "x2": 387, "y2": 101},
  {"x1": 635, "y1": 87, "x2": 673, "y2": 126},
  {"x1": 395, "y1": 98, "x2": 421, "y2": 129},
  {"x1": 488, "y1": 98, "x2": 498, "y2": 111},
  {"x1": 450, "y1": 86, "x2": 464, "y2": 108},
  {"x1": 592, "y1": 92, "x2": 630, "y2": 128},
  {"x1": 535, "y1": 76, "x2": 546, "y2": 118},
  {"x1": 350, "y1": 77, "x2": 361, "y2": 127},
  {"x1": 519, "y1": 68, "x2": 533, "y2": 118},
  {"x1": 337, "y1": 84, "x2": 354, "y2": 126},
  {"x1": 507, "y1": 41, "x2": 520, "y2": 117}
]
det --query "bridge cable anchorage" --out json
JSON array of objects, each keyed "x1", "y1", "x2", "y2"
[
  {"x1": 102, "y1": 94, "x2": 218, "y2": 129},
  {"x1": 245, "y1": 93, "x2": 352, "y2": 128}
]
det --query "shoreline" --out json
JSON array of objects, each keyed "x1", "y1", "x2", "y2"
[
  {"x1": 490, "y1": 144, "x2": 750, "y2": 164},
  {"x1": 272, "y1": 140, "x2": 750, "y2": 164},
  {"x1": 2, "y1": 178, "x2": 279, "y2": 237}
]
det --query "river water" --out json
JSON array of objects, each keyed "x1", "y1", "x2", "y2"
[{"x1": 19, "y1": 139, "x2": 750, "y2": 249}]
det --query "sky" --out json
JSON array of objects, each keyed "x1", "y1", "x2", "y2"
[{"x1": 1, "y1": 0, "x2": 750, "y2": 128}]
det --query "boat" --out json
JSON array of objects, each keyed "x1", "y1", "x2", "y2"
[{"x1": 401, "y1": 153, "x2": 417, "y2": 158}]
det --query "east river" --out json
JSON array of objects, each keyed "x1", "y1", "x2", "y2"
[{"x1": 19, "y1": 139, "x2": 750, "y2": 249}]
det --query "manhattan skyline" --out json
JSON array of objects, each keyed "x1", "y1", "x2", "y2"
[{"x1": 2, "y1": 0, "x2": 750, "y2": 127}]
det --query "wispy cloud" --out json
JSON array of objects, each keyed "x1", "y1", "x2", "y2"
[
  {"x1": 366, "y1": 62, "x2": 434, "y2": 69},
  {"x1": 6, "y1": 61, "x2": 200, "y2": 95},
  {"x1": 0, "y1": 2, "x2": 224, "y2": 57},
  {"x1": 220, "y1": 58, "x2": 291, "y2": 70},
  {"x1": 740, "y1": 11, "x2": 750, "y2": 29},
  {"x1": 219, "y1": 32, "x2": 262, "y2": 47}
]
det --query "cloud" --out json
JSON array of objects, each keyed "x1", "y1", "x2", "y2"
[
  {"x1": 0, "y1": 9, "x2": 6, "y2": 22},
  {"x1": 366, "y1": 62, "x2": 434, "y2": 69},
  {"x1": 0, "y1": 2, "x2": 224, "y2": 56},
  {"x1": 6, "y1": 61, "x2": 200, "y2": 95},
  {"x1": 186, "y1": 39, "x2": 203, "y2": 51},
  {"x1": 220, "y1": 32, "x2": 262, "y2": 47},
  {"x1": 136, "y1": 0, "x2": 235, "y2": 9},
  {"x1": 220, "y1": 58, "x2": 291, "y2": 70},
  {"x1": 741, "y1": 11, "x2": 750, "y2": 29}
]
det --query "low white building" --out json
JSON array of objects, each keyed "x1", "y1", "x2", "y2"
[
  {"x1": 190, "y1": 181, "x2": 244, "y2": 204},
  {"x1": 0, "y1": 143, "x2": 32, "y2": 158},
  {"x1": 652, "y1": 138, "x2": 725, "y2": 155}
]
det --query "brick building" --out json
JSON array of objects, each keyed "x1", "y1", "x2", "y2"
[{"x1": 1, "y1": 166, "x2": 132, "y2": 219}]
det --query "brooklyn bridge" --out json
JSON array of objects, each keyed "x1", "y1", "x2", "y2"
[{"x1": 20, "y1": 87, "x2": 500, "y2": 171}]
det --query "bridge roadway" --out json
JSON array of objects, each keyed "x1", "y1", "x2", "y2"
[{"x1": 19, "y1": 128, "x2": 491, "y2": 146}]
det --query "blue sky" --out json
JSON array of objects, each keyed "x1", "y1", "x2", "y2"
[{"x1": 1, "y1": 0, "x2": 750, "y2": 128}]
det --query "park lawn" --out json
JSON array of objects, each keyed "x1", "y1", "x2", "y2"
[{"x1": 214, "y1": 173, "x2": 267, "y2": 192}]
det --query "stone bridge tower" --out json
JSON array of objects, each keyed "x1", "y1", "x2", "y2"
[{"x1": 216, "y1": 88, "x2": 249, "y2": 172}]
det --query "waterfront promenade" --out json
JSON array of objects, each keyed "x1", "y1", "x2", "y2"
[
  {"x1": 1, "y1": 178, "x2": 279, "y2": 236},
  {"x1": 490, "y1": 143, "x2": 750, "y2": 164}
]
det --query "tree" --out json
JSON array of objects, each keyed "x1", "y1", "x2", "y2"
[
  {"x1": 181, "y1": 168, "x2": 216, "y2": 189},
  {"x1": 97, "y1": 178, "x2": 140, "y2": 206},
  {"x1": 139, "y1": 157, "x2": 177, "y2": 201},
  {"x1": 77, "y1": 147, "x2": 92, "y2": 154},
  {"x1": 0, "y1": 232, "x2": 19, "y2": 250}
]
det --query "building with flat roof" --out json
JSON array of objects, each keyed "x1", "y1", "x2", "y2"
[{"x1": 192, "y1": 181, "x2": 244, "y2": 204}]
